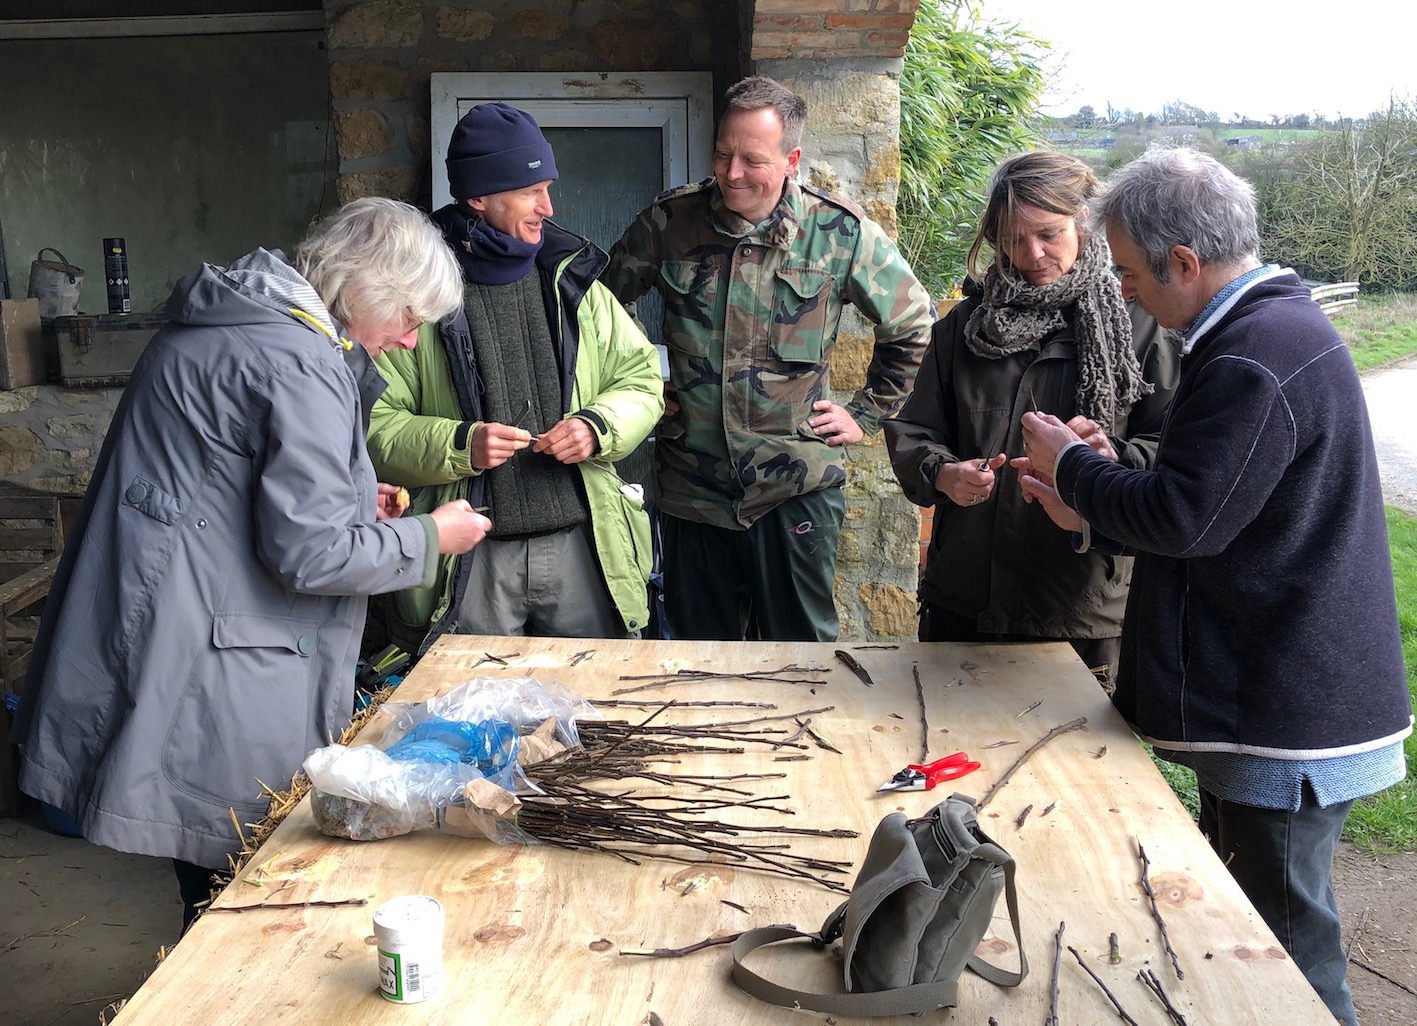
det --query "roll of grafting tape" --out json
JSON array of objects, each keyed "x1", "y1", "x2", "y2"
[{"x1": 373, "y1": 895, "x2": 445, "y2": 1003}]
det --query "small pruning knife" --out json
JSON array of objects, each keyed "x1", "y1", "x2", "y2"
[
  {"x1": 877, "y1": 752, "x2": 981, "y2": 792},
  {"x1": 834, "y1": 649, "x2": 875, "y2": 687}
]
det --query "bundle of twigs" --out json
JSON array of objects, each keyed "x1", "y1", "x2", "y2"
[
  {"x1": 512, "y1": 779, "x2": 856, "y2": 891},
  {"x1": 467, "y1": 703, "x2": 858, "y2": 889}
]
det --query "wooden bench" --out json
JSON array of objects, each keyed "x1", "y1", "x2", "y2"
[
  {"x1": 1310, "y1": 280, "x2": 1361, "y2": 316},
  {"x1": 0, "y1": 493, "x2": 64, "y2": 816}
]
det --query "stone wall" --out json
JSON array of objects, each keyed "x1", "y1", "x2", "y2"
[
  {"x1": 325, "y1": 0, "x2": 738, "y2": 206},
  {"x1": 0, "y1": 386, "x2": 122, "y2": 496}
]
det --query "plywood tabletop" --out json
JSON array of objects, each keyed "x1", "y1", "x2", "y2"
[{"x1": 112, "y1": 636, "x2": 1333, "y2": 1025}]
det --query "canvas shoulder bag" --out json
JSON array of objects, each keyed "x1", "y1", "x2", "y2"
[{"x1": 731, "y1": 793, "x2": 1026, "y2": 1017}]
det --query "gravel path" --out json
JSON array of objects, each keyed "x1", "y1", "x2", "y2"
[{"x1": 1363, "y1": 355, "x2": 1417, "y2": 515}]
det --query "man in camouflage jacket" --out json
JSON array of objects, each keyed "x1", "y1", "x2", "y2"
[{"x1": 603, "y1": 76, "x2": 933, "y2": 641}]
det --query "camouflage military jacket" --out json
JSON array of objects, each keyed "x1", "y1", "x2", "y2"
[{"x1": 602, "y1": 179, "x2": 933, "y2": 529}]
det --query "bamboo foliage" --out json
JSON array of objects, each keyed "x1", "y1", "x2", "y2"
[{"x1": 898, "y1": 0, "x2": 1047, "y2": 298}]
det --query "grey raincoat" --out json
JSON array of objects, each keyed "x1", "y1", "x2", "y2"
[{"x1": 12, "y1": 249, "x2": 436, "y2": 868}]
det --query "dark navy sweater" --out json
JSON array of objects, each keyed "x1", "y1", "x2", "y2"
[{"x1": 1057, "y1": 271, "x2": 1413, "y2": 756}]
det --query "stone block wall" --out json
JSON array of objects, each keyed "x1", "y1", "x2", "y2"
[
  {"x1": 0, "y1": 386, "x2": 122, "y2": 496},
  {"x1": 325, "y1": 0, "x2": 736, "y2": 206}
]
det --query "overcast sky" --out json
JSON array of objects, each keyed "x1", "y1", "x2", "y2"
[{"x1": 982, "y1": 0, "x2": 1415, "y2": 121}]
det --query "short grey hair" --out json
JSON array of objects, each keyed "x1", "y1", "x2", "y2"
[
  {"x1": 294, "y1": 197, "x2": 462, "y2": 328},
  {"x1": 723, "y1": 76, "x2": 808, "y2": 152},
  {"x1": 1091, "y1": 146, "x2": 1260, "y2": 283}
]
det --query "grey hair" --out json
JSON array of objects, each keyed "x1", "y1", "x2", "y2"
[
  {"x1": 723, "y1": 76, "x2": 808, "y2": 152},
  {"x1": 294, "y1": 197, "x2": 462, "y2": 327},
  {"x1": 1090, "y1": 146, "x2": 1260, "y2": 283}
]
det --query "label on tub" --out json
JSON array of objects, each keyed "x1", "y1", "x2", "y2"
[{"x1": 373, "y1": 895, "x2": 445, "y2": 1003}]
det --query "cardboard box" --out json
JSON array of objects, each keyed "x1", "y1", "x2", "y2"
[
  {"x1": 0, "y1": 298, "x2": 45, "y2": 389},
  {"x1": 53, "y1": 313, "x2": 165, "y2": 387}
]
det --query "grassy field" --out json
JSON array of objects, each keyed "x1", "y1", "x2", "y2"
[
  {"x1": 1150, "y1": 294, "x2": 1417, "y2": 851},
  {"x1": 1332, "y1": 292, "x2": 1417, "y2": 370},
  {"x1": 1346, "y1": 507, "x2": 1417, "y2": 851}
]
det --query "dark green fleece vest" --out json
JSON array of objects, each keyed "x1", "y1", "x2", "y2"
[{"x1": 464, "y1": 275, "x2": 588, "y2": 537}]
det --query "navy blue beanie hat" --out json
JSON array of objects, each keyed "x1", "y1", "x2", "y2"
[{"x1": 446, "y1": 102, "x2": 558, "y2": 201}]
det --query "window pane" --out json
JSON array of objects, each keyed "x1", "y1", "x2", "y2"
[{"x1": 544, "y1": 126, "x2": 665, "y2": 347}]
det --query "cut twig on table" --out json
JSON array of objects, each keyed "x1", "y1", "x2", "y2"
[
  {"x1": 1042, "y1": 800, "x2": 1060, "y2": 817},
  {"x1": 613, "y1": 664, "x2": 828, "y2": 694},
  {"x1": 1045, "y1": 921, "x2": 1065, "y2": 1026},
  {"x1": 1137, "y1": 968, "x2": 1190, "y2": 1025},
  {"x1": 593, "y1": 700, "x2": 777, "y2": 710},
  {"x1": 472, "y1": 650, "x2": 520, "y2": 668},
  {"x1": 1068, "y1": 946, "x2": 1142, "y2": 1026},
  {"x1": 1013, "y1": 698, "x2": 1043, "y2": 719},
  {"x1": 977, "y1": 717, "x2": 1088, "y2": 809},
  {"x1": 568, "y1": 649, "x2": 595, "y2": 667},
  {"x1": 912, "y1": 664, "x2": 928, "y2": 763},
  {"x1": 207, "y1": 898, "x2": 369, "y2": 913},
  {"x1": 721, "y1": 900, "x2": 751, "y2": 915},
  {"x1": 1108, "y1": 931, "x2": 1121, "y2": 964},
  {"x1": 982, "y1": 739, "x2": 1017, "y2": 749},
  {"x1": 1014, "y1": 804, "x2": 1033, "y2": 829},
  {"x1": 771, "y1": 720, "x2": 811, "y2": 749},
  {"x1": 1094, "y1": 745, "x2": 1108, "y2": 759},
  {"x1": 853, "y1": 644, "x2": 899, "y2": 650},
  {"x1": 621, "y1": 927, "x2": 789, "y2": 958},
  {"x1": 1137, "y1": 840, "x2": 1185, "y2": 980}
]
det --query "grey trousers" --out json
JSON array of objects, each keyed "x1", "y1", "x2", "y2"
[{"x1": 455, "y1": 523, "x2": 629, "y2": 638}]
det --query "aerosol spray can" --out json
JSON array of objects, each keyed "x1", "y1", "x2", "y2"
[{"x1": 104, "y1": 237, "x2": 131, "y2": 314}]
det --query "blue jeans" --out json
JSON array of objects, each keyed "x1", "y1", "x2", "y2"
[{"x1": 1199, "y1": 788, "x2": 1356, "y2": 1026}]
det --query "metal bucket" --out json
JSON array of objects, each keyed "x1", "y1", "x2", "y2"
[{"x1": 27, "y1": 248, "x2": 84, "y2": 319}]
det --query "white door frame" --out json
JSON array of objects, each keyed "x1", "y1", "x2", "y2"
[{"x1": 429, "y1": 72, "x2": 713, "y2": 208}]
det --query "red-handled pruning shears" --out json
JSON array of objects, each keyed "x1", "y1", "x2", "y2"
[{"x1": 877, "y1": 752, "x2": 981, "y2": 792}]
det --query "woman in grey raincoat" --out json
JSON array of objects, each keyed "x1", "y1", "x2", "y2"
[{"x1": 12, "y1": 198, "x2": 491, "y2": 928}]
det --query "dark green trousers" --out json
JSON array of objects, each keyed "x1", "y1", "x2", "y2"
[{"x1": 662, "y1": 488, "x2": 845, "y2": 642}]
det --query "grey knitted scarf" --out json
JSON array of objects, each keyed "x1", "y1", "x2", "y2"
[{"x1": 964, "y1": 232, "x2": 1152, "y2": 425}]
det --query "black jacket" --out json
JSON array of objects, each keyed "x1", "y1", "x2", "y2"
[{"x1": 886, "y1": 296, "x2": 1179, "y2": 639}]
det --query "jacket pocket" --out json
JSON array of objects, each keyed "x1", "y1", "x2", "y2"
[
  {"x1": 122, "y1": 475, "x2": 184, "y2": 525},
  {"x1": 163, "y1": 612, "x2": 322, "y2": 812},
  {"x1": 660, "y1": 260, "x2": 718, "y2": 356},
  {"x1": 768, "y1": 266, "x2": 834, "y2": 364}
]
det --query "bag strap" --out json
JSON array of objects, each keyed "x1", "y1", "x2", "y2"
[
  {"x1": 965, "y1": 845, "x2": 1027, "y2": 987},
  {"x1": 730, "y1": 862, "x2": 1026, "y2": 1016},
  {"x1": 731, "y1": 925, "x2": 962, "y2": 1017},
  {"x1": 36, "y1": 248, "x2": 79, "y2": 281}
]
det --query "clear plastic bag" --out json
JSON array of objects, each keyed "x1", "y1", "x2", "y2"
[
  {"x1": 371, "y1": 675, "x2": 598, "y2": 750},
  {"x1": 304, "y1": 676, "x2": 594, "y2": 844}
]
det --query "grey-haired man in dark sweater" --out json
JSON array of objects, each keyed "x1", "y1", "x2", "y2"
[{"x1": 1018, "y1": 147, "x2": 1412, "y2": 1026}]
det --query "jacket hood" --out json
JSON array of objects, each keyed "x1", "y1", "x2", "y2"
[{"x1": 164, "y1": 247, "x2": 342, "y2": 347}]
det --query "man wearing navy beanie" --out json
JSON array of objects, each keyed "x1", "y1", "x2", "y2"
[{"x1": 366, "y1": 102, "x2": 662, "y2": 646}]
